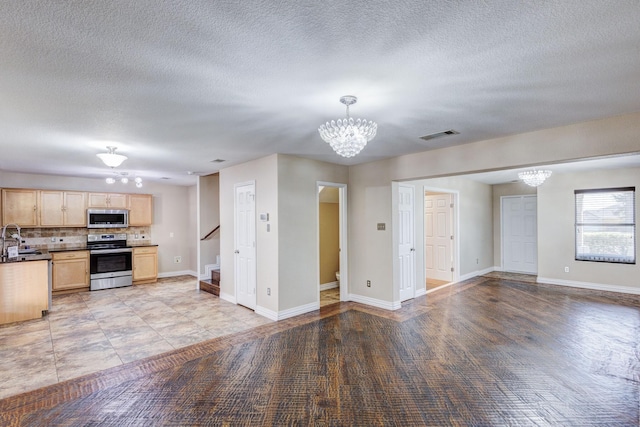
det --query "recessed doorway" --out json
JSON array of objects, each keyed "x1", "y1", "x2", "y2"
[
  {"x1": 424, "y1": 189, "x2": 455, "y2": 292},
  {"x1": 317, "y1": 182, "x2": 347, "y2": 307}
]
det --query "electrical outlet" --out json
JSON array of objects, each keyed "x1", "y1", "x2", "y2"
[
  {"x1": 174, "y1": 256, "x2": 182, "y2": 263},
  {"x1": 367, "y1": 280, "x2": 371, "y2": 287},
  {"x1": 476, "y1": 258, "x2": 479, "y2": 264},
  {"x1": 564, "y1": 266, "x2": 569, "y2": 273},
  {"x1": 267, "y1": 287, "x2": 271, "y2": 296}
]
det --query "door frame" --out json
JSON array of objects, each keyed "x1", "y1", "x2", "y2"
[
  {"x1": 420, "y1": 186, "x2": 460, "y2": 293},
  {"x1": 234, "y1": 180, "x2": 257, "y2": 310},
  {"x1": 397, "y1": 184, "x2": 417, "y2": 302},
  {"x1": 316, "y1": 181, "x2": 349, "y2": 302}
]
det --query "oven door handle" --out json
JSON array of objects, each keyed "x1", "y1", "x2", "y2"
[{"x1": 90, "y1": 248, "x2": 133, "y2": 254}]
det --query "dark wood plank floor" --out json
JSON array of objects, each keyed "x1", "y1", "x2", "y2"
[{"x1": 2, "y1": 275, "x2": 639, "y2": 426}]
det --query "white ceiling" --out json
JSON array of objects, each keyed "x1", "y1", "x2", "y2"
[{"x1": 1, "y1": 1, "x2": 640, "y2": 186}]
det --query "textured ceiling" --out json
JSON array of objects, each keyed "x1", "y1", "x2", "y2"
[{"x1": 1, "y1": 1, "x2": 640, "y2": 185}]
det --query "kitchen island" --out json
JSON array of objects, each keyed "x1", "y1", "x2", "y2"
[{"x1": 0, "y1": 255, "x2": 51, "y2": 325}]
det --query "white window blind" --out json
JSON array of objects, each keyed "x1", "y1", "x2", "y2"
[{"x1": 575, "y1": 187, "x2": 635, "y2": 264}]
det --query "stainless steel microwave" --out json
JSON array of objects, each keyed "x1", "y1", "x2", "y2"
[{"x1": 87, "y1": 209, "x2": 129, "y2": 228}]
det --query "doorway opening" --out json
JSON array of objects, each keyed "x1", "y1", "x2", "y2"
[
  {"x1": 317, "y1": 182, "x2": 347, "y2": 307},
  {"x1": 424, "y1": 189, "x2": 456, "y2": 292}
]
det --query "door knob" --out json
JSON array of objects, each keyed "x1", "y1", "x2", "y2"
[
  {"x1": 410, "y1": 248, "x2": 415, "y2": 252},
  {"x1": 234, "y1": 250, "x2": 240, "y2": 254}
]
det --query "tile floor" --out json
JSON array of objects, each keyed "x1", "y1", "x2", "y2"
[
  {"x1": 320, "y1": 287, "x2": 340, "y2": 307},
  {"x1": 0, "y1": 275, "x2": 275, "y2": 399}
]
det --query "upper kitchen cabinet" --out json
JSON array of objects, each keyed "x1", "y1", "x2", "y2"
[
  {"x1": 40, "y1": 191, "x2": 87, "y2": 227},
  {"x1": 128, "y1": 194, "x2": 153, "y2": 226},
  {"x1": 2, "y1": 189, "x2": 38, "y2": 226},
  {"x1": 88, "y1": 192, "x2": 128, "y2": 209}
]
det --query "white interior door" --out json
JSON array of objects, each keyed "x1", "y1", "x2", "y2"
[
  {"x1": 398, "y1": 185, "x2": 415, "y2": 302},
  {"x1": 235, "y1": 182, "x2": 256, "y2": 309},
  {"x1": 502, "y1": 195, "x2": 537, "y2": 274},
  {"x1": 425, "y1": 193, "x2": 453, "y2": 282}
]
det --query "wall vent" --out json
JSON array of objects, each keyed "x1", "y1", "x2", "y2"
[
  {"x1": 210, "y1": 158, "x2": 226, "y2": 163},
  {"x1": 419, "y1": 129, "x2": 459, "y2": 141}
]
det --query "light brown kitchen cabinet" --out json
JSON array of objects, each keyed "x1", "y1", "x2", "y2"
[
  {"x1": 128, "y1": 194, "x2": 153, "y2": 226},
  {"x1": 1, "y1": 188, "x2": 39, "y2": 227},
  {"x1": 133, "y1": 246, "x2": 157, "y2": 284},
  {"x1": 52, "y1": 251, "x2": 89, "y2": 292},
  {"x1": 40, "y1": 191, "x2": 87, "y2": 227},
  {"x1": 88, "y1": 192, "x2": 128, "y2": 209}
]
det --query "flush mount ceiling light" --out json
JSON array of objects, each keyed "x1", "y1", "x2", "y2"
[
  {"x1": 105, "y1": 172, "x2": 142, "y2": 187},
  {"x1": 518, "y1": 169, "x2": 552, "y2": 187},
  {"x1": 318, "y1": 95, "x2": 377, "y2": 158},
  {"x1": 97, "y1": 146, "x2": 128, "y2": 168}
]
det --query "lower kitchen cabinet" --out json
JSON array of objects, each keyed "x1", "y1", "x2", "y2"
[
  {"x1": 52, "y1": 251, "x2": 89, "y2": 293},
  {"x1": 133, "y1": 246, "x2": 157, "y2": 284}
]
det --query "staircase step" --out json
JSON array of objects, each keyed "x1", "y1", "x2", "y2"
[{"x1": 200, "y1": 279, "x2": 219, "y2": 296}]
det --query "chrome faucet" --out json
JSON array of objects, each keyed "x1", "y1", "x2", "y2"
[{"x1": 1, "y1": 223, "x2": 22, "y2": 259}]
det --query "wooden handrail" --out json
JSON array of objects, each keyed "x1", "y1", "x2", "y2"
[{"x1": 201, "y1": 225, "x2": 220, "y2": 241}]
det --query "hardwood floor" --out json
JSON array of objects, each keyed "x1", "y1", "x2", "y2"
[{"x1": 1, "y1": 274, "x2": 639, "y2": 426}]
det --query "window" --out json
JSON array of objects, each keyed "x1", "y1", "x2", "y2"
[{"x1": 575, "y1": 187, "x2": 635, "y2": 264}]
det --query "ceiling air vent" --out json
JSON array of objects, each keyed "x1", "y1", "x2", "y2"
[
  {"x1": 211, "y1": 159, "x2": 226, "y2": 163},
  {"x1": 419, "y1": 129, "x2": 459, "y2": 141}
]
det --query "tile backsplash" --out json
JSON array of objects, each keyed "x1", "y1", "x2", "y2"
[{"x1": 19, "y1": 227, "x2": 151, "y2": 250}]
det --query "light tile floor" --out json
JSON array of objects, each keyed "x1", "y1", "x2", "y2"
[
  {"x1": 320, "y1": 287, "x2": 340, "y2": 307},
  {"x1": 0, "y1": 275, "x2": 274, "y2": 399}
]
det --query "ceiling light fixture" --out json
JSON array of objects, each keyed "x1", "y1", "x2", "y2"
[
  {"x1": 518, "y1": 169, "x2": 552, "y2": 187},
  {"x1": 105, "y1": 172, "x2": 142, "y2": 187},
  {"x1": 318, "y1": 95, "x2": 377, "y2": 158},
  {"x1": 97, "y1": 146, "x2": 128, "y2": 168}
]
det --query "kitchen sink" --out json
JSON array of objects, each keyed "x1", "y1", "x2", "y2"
[{"x1": 18, "y1": 249, "x2": 42, "y2": 255}]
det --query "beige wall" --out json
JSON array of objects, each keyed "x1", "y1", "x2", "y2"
[
  {"x1": 0, "y1": 170, "x2": 194, "y2": 276},
  {"x1": 319, "y1": 202, "x2": 339, "y2": 284},
  {"x1": 219, "y1": 154, "x2": 279, "y2": 311},
  {"x1": 219, "y1": 154, "x2": 348, "y2": 314},
  {"x1": 537, "y1": 167, "x2": 640, "y2": 290},
  {"x1": 492, "y1": 182, "x2": 537, "y2": 267},
  {"x1": 199, "y1": 174, "x2": 220, "y2": 277},
  {"x1": 350, "y1": 111, "x2": 640, "y2": 304},
  {"x1": 277, "y1": 154, "x2": 348, "y2": 311}
]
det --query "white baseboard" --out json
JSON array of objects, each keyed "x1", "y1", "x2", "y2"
[
  {"x1": 278, "y1": 302, "x2": 319, "y2": 320},
  {"x1": 458, "y1": 266, "x2": 497, "y2": 282},
  {"x1": 158, "y1": 270, "x2": 197, "y2": 279},
  {"x1": 320, "y1": 281, "x2": 339, "y2": 291},
  {"x1": 349, "y1": 294, "x2": 401, "y2": 311},
  {"x1": 219, "y1": 291, "x2": 236, "y2": 304},
  {"x1": 255, "y1": 301, "x2": 320, "y2": 321},
  {"x1": 255, "y1": 305, "x2": 278, "y2": 321},
  {"x1": 415, "y1": 287, "x2": 427, "y2": 297},
  {"x1": 537, "y1": 277, "x2": 640, "y2": 295}
]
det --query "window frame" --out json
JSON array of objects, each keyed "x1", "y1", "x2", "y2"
[{"x1": 574, "y1": 187, "x2": 636, "y2": 265}]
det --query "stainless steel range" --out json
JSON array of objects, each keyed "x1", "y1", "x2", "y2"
[{"x1": 87, "y1": 233, "x2": 132, "y2": 291}]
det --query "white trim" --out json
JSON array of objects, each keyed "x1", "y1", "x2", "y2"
[
  {"x1": 255, "y1": 301, "x2": 320, "y2": 321},
  {"x1": 415, "y1": 287, "x2": 427, "y2": 297},
  {"x1": 158, "y1": 270, "x2": 197, "y2": 279},
  {"x1": 537, "y1": 277, "x2": 640, "y2": 295},
  {"x1": 349, "y1": 293, "x2": 401, "y2": 311},
  {"x1": 320, "y1": 281, "x2": 339, "y2": 291},
  {"x1": 220, "y1": 291, "x2": 236, "y2": 304},
  {"x1": 278, "y1": 302, "x2": 320, "y2": 320},
  {"x1": 317, "y1": 181, "x2": 348, "y2": 303},
  {"x1": 458, "y1": 266, "x2": 496, "y2": 282},
  {"x1": 255, "y1": 305, "x2": 278, "y2": 321}
]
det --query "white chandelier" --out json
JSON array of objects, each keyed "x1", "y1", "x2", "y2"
[
  {"x1": 318, "y1": 95, "x2": 377, "y2": 158},
  {"x1": 97, "y1": 146, "x2": 128, "y2": 168},
  {"x1": 518, "y1": 169, "x2": 552, "y2": 187}
]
